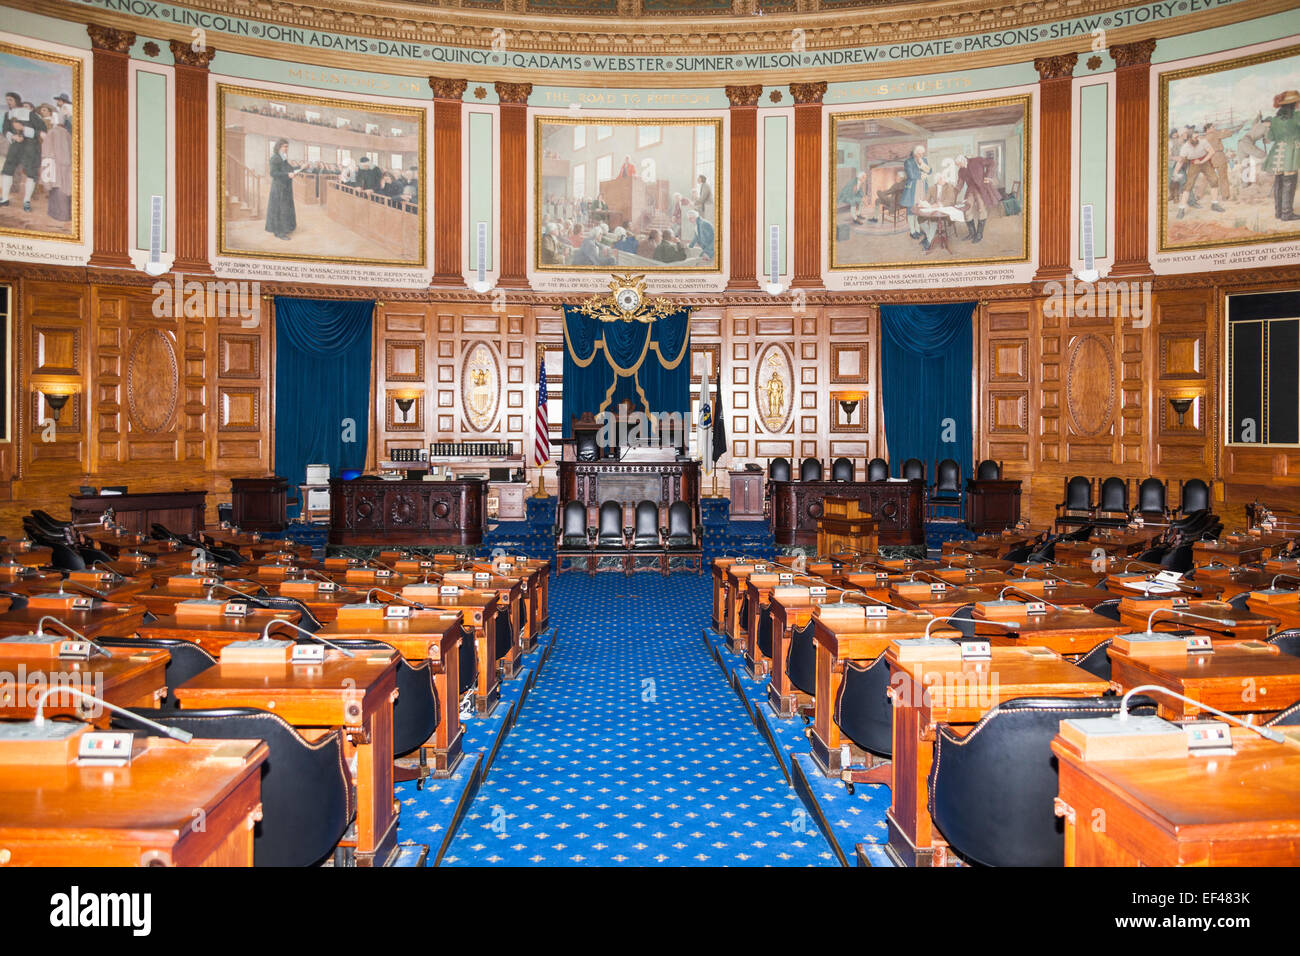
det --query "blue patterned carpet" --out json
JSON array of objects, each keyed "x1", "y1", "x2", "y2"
[{"x1": 439, "y1": 572, "x2": 836, "y2": 866}]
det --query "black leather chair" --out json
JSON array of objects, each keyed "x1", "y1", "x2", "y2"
[
  {"x1": 769, "y1": 457, "x2": 791, "y2": 483},
  {"x1": 30, "y1": 509, "x2": 70, "y2": 534},
  {"x1": 629, "y1": 499, "x2": 664, "y2": 574},
  {"x1": 928, "y1": 695, "x2": 1155, "y2": 867},
  {"x1": 1075, "y1": 639, "x2": 1114, "y2": 681},
  {"x1": 1055, "y1": 476, "x2": 1094, "y2": 532},
  {"x1": 1269, "y1": 628, "x2": 1300, "y2": 658},
  {"x1": 116, "y1": 708, "x2": 353, "y2": 867},
  {"x1": 929, "y1": 458, "x2": 963, "y2": 520},
  {"x1": 1135, "y1": 477, "x2": 1169, "y2": 521},
  {"x1": 754, "y1": 604, "x2": 774, "y2": 663},
  {"x1": 800, "y1": 458, "x2": 823, "y2": 482},
  {"x1": 1266, "y1": 699, "x2": 1300, "y2": 726},
  {"x1": 867, "y1": 458, "x2": 889, "y2": 482},
  {"x1": 1178, "y1": 478, "x2": 1211, "y2": 515},
  {"x1": 663, "y1": 500, "x2": 702, "y2": 573},
  {"x1": 831, "y1": 457, "x2": 854, "y2": 482},
  {"x1": 575, "y1": 429, "x2": 600, "y2": 462},
  {"x1": 555, "y1": 500, "x2": 592, "y2": 575},
  {"x1": 786, "y1": 619, "x2": 817, "y2": 705},
  {"x1": 1091, "y1": 598, "x2": 1121, "y2": 622},
  {"x1": 834, "y1": 655, "x2": 893, "y2": 758},
  {"x1": 98, "y1": 636, "x2": 218, "y2": 708},
  {"x1": 594, "y1": 500, "x2": 628, "y2": 575},
  {"x1": 1159, "y1": 543, "x2": 1195, "y2": 573},
  {"x1": 975, "y1": 459, "x2": 1002, "y2": 480},
  {"x1": 1094, "y1": 477, "x2": 1130, "y2": 527},
  {"x1": 458, "y1": 624, "x2": 477, "y2": 698},
  {"x1": 329, "y1": 639, "x2": 441, "y2": 786},
  {"x1": 901, "y1": 458, "x2": 925, "y2": 482}
]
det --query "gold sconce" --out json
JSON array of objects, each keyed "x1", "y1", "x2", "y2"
[
  {"x1": 38, "y1": 383, "x2": 79, "y2": 423},
  {"x1": 392, "y1": 389, "x2": 422, "y2": 426}
]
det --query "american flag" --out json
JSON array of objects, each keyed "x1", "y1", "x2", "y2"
[{"x1": 534, "y1": 359, "x2": 551, "y2": 465}]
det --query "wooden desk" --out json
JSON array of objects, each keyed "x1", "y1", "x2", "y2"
[
  {"x1": 70, "y1": 490, "x2": 207, "y2": 537},
  {"x1": 175, "y1": 648, "x2": 400, "y2": 866},
  {"x1": 1193, "y1": 536, "x2": 1282, "y2": 566},
  {"x1": 711, "y1": 558, "x2": 737, "y2": 632},
  {"x1": 1116, "y1": 597, "x2": 1279, "y2": 644},
  {"x1": 131, "y1": 577, "x2": 264, "y2": 617},
  {"x1": 724, "y1": 562, "x2": 760, "y2": 654},
  {"x1": 1, "y1": 542, "x2": 53, "y2": 566},
  {"x1": 964, "y1": 478, "x2": 1022, "y2": 533},
  {"x1": 886, "y1": 582, "x2": 1005, "y2": 616},
  {"x1": 0, "y1": 646, "x2": 168, "y2": 725},
  {"x1": 230, "y1": 476, "x2": 288, "y2": 532},
  {"x1": 328, "y1": 477, "x2": 487, "y2": 547},
  {"x1": 0, "y1": 736, "x2": 267, "y2": 866},
  {"x1": 401, "y1": 589, "x2": 500, "y2": 715},
  {"x1": 317, "y1": 612, "x2": 465, "y2": 775},
  {"x1": 0, "y1": 566, "x2": 73, "y2": 591},
  {"x1": 1108, "y1": 642, "x2": 1300, "y2": 720},
  {"x1": 729, "y1": 469, "x2": 764, "y2": 521},
  {"x1": 260, "y1": 580, "x2": 370, "y2": 624},
  {"x1": 1247, "y1": 592, "x2": 1300, "y2": 631},
  {"x1": 1087, "y1": 527, "x2": 1162, "y2": 554},
  {"x1": 886, "y1": 645, "x2": 1108, "y2": 866},
  {"x1": 137, "y1": 606, "x2": 300, "y2": 656},
  {"x1": 810, "y1": 609, "x2": 953, "y2": 775},
  {"x1": 769, "y1": 478, "x2": 924, "y2": 547},
  {"x1": 1053, "y1": 727, "x2": 1300, "y2": 865},
  {"x1": 768, "y1": 590, "x2": 830, "y2": 717},
  {"x1": 931, "y1": 567, "x2": 1011, "y2": 587},
  {"x1": 972, "y1": 605, "x2": 1128, "y2": 659},
  {"x1": 817, "y1": 497, "x2": 880, "y2": 558},
  {"x1": 744, "y1": 573, "x2": 824, "y2": 678},
  {"x1": 991, "y1": 578, "x2": 1120, "y2": 610},
  {"x1": 443, "y1": 571, "x2": 524, "y2": 675},
  {"x1": 0, "y1": 603, "x2": 147, "y2": 640}
]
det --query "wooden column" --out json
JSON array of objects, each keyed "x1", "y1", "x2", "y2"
[
  {"x1": 1109, "y1": 39, "x2": 1158, "y2": 277},
  {"x1": 429, "y1": 77, "x2": 467, "y2": 286},
  {"x1": 496, "y1": 82, "x2": 532, "y2": 288},
  {"x1": 790, "y1": 81, "x2": 827, "y2": 289},
  {"x1": 725, "y1": 85, "x2": 761, "y2": 290},
  {"x1": 87, "y1": 25, "x2": 136, "y2": 269},
  {"x1": 1032, "y1": 53, "x2": 1077, "y2": 282},
  {"x1": 170, "y1": 40, "x2": 216, "y2": 274}
]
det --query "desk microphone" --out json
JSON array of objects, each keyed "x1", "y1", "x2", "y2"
[
  {"x1": 303, "y1": 569, "x2": 344, "y2": 588},
  {"x1": 59, "y1": 580, "x2": 110, "y2": 601},
  {"x1": 924, "y1": 614, "x2": 1021, "y2": 639},
  {"x1": 32, "y1": 685, "x2": 193, "y2": 742},
  {"x1": 1117, "y1": 684, "x2": 1294, "y2": 748},
  {"x1": 34, "y1": 617, "x2": 111, "y2": 657},
  {"x1": 843, "y1": 591, "x2": 911, "y2": 613},
  {"x1": 367, "y1": 558, "x2": 399, "y2": 574},
  {"x1": 1145, "y1": 607, "x2": 1236, "y2": 634},
  {"x1": 1270, "y1": 573, "x2": 1300, "y2": 590},
  {"x1": 261, "y1": 619, "x2": 354, "y2": 658},
  {"x1": 89, "y1": 561, "x2": 126, "y2": 583},
  {"x1": 907, "y1": 570, "x2": 950, "y2": 586},
  {"x1": 999, "y1": 585, "x2": 1066, "y2": 610},
  {"x1": 206, "y1": 581, "x2": 270, "y2": 606},
  {"x1": 366, "y1": 587, "x2": 427, "y2": 610}
]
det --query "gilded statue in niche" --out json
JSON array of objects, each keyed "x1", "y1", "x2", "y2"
[{"x1": 759, "y1": 351, "x2": 789, "y2": 432}]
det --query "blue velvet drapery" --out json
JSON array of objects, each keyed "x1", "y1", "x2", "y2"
[
  {"x1": 273, "y1": 296, "x2": 373, "y2": 495},
  {"x1": 561, "y1": 306, "x2": 691, "y2": 436},
  {"x1": 880, "y1": 302, "x2": 975, "y2": 488}
]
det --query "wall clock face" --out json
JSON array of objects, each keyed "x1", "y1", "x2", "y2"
[{"x1": 616, "y1": 287, "x2": 642, "y2": 314}]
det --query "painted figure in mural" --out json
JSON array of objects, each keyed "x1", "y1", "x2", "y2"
[
  {"x1": 1168, "y1": 128, "x2": 1185, "y2": 204},
  {"x1": 36, "y1": 102, "x2": 71, "y2": 222},
  {"x1": 1, "y1": 90, "x2": 46, "y2": 212},
  {"x1": 1173, "y1": 126, "x2": 1225, "y2": 220},
  {"x1": 687, "y1": 210, "x2": 714, "y2": 260},
  {"x1": 955, "y1": 152, "x2": 1000, "y2": 244},
  {"x1": 694, "y1": 174, "x2": 713, "y2": 222},
  {"x1": 838, "y1": 171, "x2": 869, "y2": 224},
  {"x1": 265, "y1": 138, "x2": 299, "y2": 240},
  {"x1": 901, "y1": 143, "x2": 931, "y2": 238},
  {"x1": 617, "y1": 154, "x2": 637, "y2": 178},
  {"x1": 1266, "y1": 90, "x2": 1300, "y2": 222},
  {"x1": 541, "y1": 222, "x2": 565, "y2": 265},
  {"x1": 1201, "y1": 121, "x2": 1234, "y2": 201}
]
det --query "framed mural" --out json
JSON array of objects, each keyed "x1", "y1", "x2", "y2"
[
  {"x1": 0, "y1": 41, "x2": 82, "y2": 244},
  {"x1": 217, "y1": 84, "x2": 425, "y2": 266},
  {"x1": 829, "y1": 95, "x2": 1031, "y2": 269},
  {"x1": 1159, "y1": 44, "x2": 1300, "y2": 253},
  {"x1": 534, "y1": 115, "x2": 723, "y2": 272}
]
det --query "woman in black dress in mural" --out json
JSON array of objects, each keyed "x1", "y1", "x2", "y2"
[{"x1": 265, "y1": 138, "x2": 298, "y2": 240}]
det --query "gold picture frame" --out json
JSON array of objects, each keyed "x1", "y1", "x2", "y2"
[
  {"x1": 217, "y1": 83, "x2": 426, "y2": 267},
  {"x1": 0, "y1": 41, "x2": 83, "y2": 245},
  {"x1": 534, "y1": 114, "x2": 723, "y2": 273},
  {"x1": 1158, "y1": 44, "x2": 1300, "y2": 253},
  {"x1": 828, "y1": 94, "x2": 1032, "y2": 270}
]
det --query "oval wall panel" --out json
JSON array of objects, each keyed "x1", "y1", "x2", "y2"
[
  {"x1": 1065, "y1": 334, "x2": 1115, "y2": 438},
  {"x1": 754, "y1": 343, "x2": 794, "y2": 434},
  {"x1": 461, "y1": 341, "x2": 500, "y2": 433},
  {"x1": 127, "y1": 328, "x2": 178, "y2": 433}
]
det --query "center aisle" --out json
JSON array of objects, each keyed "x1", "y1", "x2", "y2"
[{"x1": 442, "y1": 572, "x2": 836, "y2": 866}]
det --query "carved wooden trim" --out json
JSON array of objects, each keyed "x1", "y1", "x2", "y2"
[
  {"x1": 495, "y1": 82, "x2": 533, "y2": 104},
  {"x1": 1032, "y1": 53, "x2": 1078, "y2": 81},
  {"x1": 87, "y1": 24, "x2": 135, "y2": 53},
  {"x1": 429, "y1": 77, "x2": 468, "y2": 100},
  {"x1": 169, "y1": 39, "x2": 217, "y2": 69},
  {"x1": 1109, "y1": 38, "x2": 1158, "y2": 69},
  {"x1": 789, "y1": 81, "x2": 828, "y2": 105},
  {"x1": 725, "y1": 84, "x2": 763, "y2": 107}
]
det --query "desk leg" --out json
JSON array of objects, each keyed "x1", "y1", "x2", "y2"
[
  {"x1": 743, "y1": 604, "x2": 767, "y2": 679},
  {"x1": 810, "y1": 647, "x2": 843, "y2": 776},
  {"x1": 430, "y1": 641, "x2": 464, "y2": 777},
  {"x1": 767, "y1": 624, "x2": 798, "y2": 717},
  {"x1": 475, "y1": 625, "x2": 501, "y2": 715},
  {"x1": 353, "y1": 699, "x2": 398, "y2": 868},
  {"x1": 884, "y1": 680, "x2": 943, "y2": 867},
  {"x1": 499, "y1": 600, "x2": 522, "y2": 679}
]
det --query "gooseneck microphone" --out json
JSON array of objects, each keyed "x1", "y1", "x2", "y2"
[
  {"x1": 261, "y1": 618, "x2": 355, "y2": 658},
  {"x1": 33, "y1": 685, "x2": 193, "y2": 742}
]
